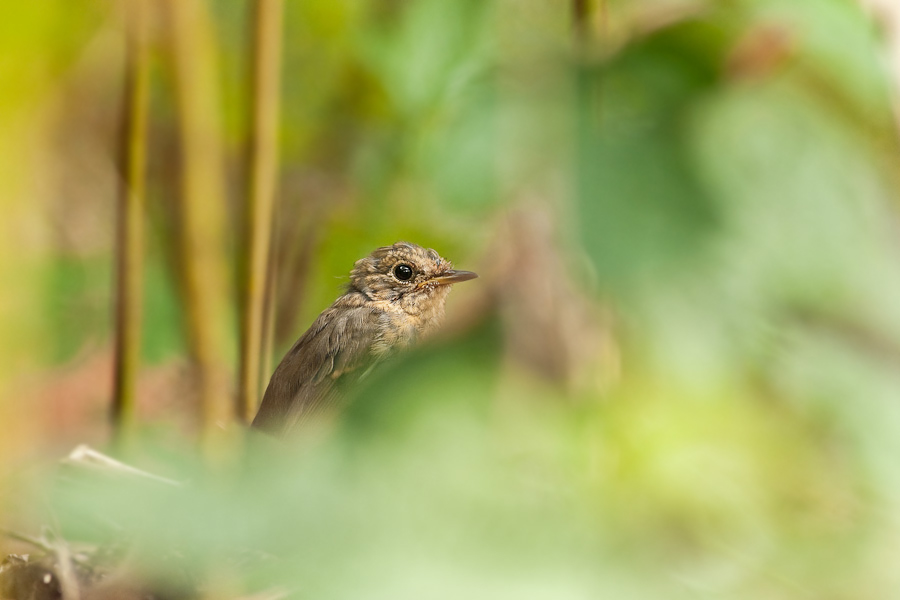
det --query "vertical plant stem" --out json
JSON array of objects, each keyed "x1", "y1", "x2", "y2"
[
  {"x1": 572, "y1": 0, "x2": 590, "y2": 38},
  {"x1": 260, "y1": 219, "x2": 279, "y2": 402},
  {"x1": 238, "y1": 0, "x2": 284, "y2": 423},
  {"x1": 111, "y1": 0, "x2": 150, "y2": 441},
  {"x1": 165, "y1": 0, "x2": 233, "y2": 446}
]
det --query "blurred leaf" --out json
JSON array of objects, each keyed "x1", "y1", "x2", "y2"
[
  {"x1": 360, "y1": 0, "x2": 491, "y2": 119},
  {"x1": 339, "y1": 318, "x2": 504, "y2": 439},
  {"x1": 741, "y1": 0, "x2": 893, "y2": 120},
  {"x1": 141, "y1": 258, "x2": 187, "y2": 363},
  {"x1": 44, "y1": 257, "x2": 111, "y2": 363},
  {"x1": 575, "y1": 19, "x2": 727, "y2": 292}
]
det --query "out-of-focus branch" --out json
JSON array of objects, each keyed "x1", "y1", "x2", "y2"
[
  {"x1": 164, "y1": 0, "x2": 233, "y2": 446},
  {"x1": 111, "y1": 0, "x2": 150, "y2": 440},
  {"x1": 789, "y1": 306, "x2": 900, "y2": 367},
  {"x1": 238, "y1": 0, "x2": 284, "y2": 423},
  {"x1": 572, "y1": 0, "x2": 605, "y2": 46},
  {"x1": 572, "y1": 0, "x2": 590, "y2": 39}
]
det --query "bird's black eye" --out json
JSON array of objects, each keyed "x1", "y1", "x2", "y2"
[{"x1": 393, "y1": 264, "x2": 414, "y2": 281}]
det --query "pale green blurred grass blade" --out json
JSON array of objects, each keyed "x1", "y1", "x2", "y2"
[{"x1": 164, "y1": 0, "x2": 235, "y2": 449}]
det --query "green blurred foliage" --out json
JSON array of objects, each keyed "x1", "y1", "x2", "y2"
[
  {"x1": 5, "y1": 0, "x2": 900, "y2": 598},
  {"x1": 576, "y1": 19, "x2": 725, "y2": 290},
  {"x1": 43, "y1": 257, "x2": 111, "y2": 363}
]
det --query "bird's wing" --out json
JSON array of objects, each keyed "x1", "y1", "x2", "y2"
[{"x1": 251, "y1": 305, "x2": 382, "y2": 437}]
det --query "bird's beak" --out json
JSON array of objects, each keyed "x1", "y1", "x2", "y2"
[{"x1": 432, "y1": 269, "x2": 478, "y2": 286}]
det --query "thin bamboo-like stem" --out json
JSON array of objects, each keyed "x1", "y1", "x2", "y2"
[
  {"x1": 259, "y1": 215, "x2": 280, "y2": 398},
  {"x1": 237, "y1": 0, "x2": 284, "y2": 423},
  {"x1": 165, "y1": 0, "x2": 232, "y2": 444},
  {"x1": 111, "y1": 0, "x2": 150, "y2": 440}
]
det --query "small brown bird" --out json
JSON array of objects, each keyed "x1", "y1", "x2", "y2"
[{"x1": 252, "y1": 242, "x2": 478, "y2": 437}]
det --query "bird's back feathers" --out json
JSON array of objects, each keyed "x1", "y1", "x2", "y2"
[{"x1": 251, "y1": 294, "x2": 383, "y2": 437}]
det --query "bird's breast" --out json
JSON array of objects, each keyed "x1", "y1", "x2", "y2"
[
  {"x1": 371, "y1": 309, "x2": 416, "y2": 356},
  {"x1": 368, "y1": 294, "x2": 446, "y2": 356}
]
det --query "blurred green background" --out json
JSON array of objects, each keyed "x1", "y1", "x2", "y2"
[{"x1": 3, "y1": 0, "x2": 900, "y2": 598}]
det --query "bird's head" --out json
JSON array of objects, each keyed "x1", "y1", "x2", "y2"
[{"x1": 349, "y1": 242, "x2": 478, "y2": 309}]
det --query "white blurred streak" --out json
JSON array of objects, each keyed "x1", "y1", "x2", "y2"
[{"x1": 62, "y1": 444, "x2": 182, "y2": 486}]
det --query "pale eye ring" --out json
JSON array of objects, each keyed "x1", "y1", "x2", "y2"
[{"x1": 393, "y1": 264, "x2": 414, "y2": 281}]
